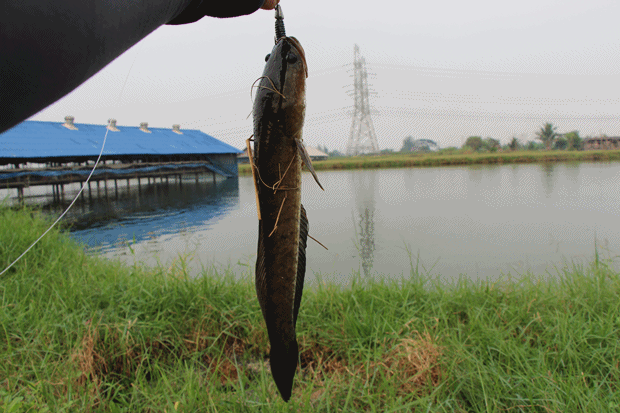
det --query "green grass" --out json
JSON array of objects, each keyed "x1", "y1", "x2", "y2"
[
  {"x1": 2, "y1": 206, "x2": 620, "y2": 411},
  {"x1": 239, "y1": 149, "x2": 620, "y2": 175}
]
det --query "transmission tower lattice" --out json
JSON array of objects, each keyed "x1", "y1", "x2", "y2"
[{"x1": 346, "y1": 44, "x2": 379, "y2": 156}]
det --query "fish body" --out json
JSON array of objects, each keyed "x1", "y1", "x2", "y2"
[{"x1": 252, "y1": 36, "x2": 308, "y2": 402}]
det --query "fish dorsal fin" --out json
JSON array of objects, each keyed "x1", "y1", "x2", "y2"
[
  {"x1": 293, "y1": 204, "x2": 309, "y2": 327},
  {"x1": 295, "y1": 139, "x2": 324, "y2": 191}
]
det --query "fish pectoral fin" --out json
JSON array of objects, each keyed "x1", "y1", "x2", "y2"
[
  {"x1": 296, "y1": 139, "x2": 324, "y2": 191},
  {"x1": 293, "y1": 204, "x2": 309, "y2": 328}
]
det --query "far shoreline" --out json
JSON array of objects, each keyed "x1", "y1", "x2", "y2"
[{"x1": 238, "y1": 149, "x2": 620, "y2": 175}]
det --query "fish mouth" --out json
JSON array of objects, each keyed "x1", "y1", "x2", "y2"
[{"x1": 279, "y1": 36, "x2": 308, "y2": 78}]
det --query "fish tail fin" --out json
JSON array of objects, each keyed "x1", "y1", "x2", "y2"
[{"x1": 269, "y1": 339, "x2": 299, "y2": 402}]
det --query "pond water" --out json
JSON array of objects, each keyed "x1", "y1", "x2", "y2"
[{"x1": 12, "y1": 162, "x2": 620, "y2": 285}]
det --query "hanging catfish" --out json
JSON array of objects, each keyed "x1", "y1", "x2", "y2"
[{"x1": 248, "y1": 4, "x2": 323, "y2": 402}]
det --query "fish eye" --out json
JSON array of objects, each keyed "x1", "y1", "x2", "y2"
[
  {"x1": 286, "y1": 52, "x2": 298, "y2": 64},
  {"x1": 265, "y1": 54, "x2": 271, "y2": 62}
]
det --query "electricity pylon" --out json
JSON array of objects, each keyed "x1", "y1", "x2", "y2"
[{"x1": 346, "y1": 44, "x2": 379, "y2": 156}]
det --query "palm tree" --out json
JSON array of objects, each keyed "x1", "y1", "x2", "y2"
[{"x1": 536, "y1": 123, "x2": 557, "y2": 150}]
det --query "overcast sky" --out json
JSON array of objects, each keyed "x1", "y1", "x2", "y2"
[{"x1": 33, "y1": 0, "x2": 620, "y2": 151}]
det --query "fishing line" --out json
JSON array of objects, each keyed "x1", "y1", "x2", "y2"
[
  {"x1": 0, "y1": 128, "x2": 110, "y2": 276},
  {"x1": 0, "y1": 46, "x2": 141, "y2": 277}
]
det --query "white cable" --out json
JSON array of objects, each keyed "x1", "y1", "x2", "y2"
[{"x1": 0, "y1": 127, "x2": 109, "y2": 276}]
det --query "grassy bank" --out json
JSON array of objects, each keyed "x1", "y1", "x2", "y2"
[
  {"x1": 239, "y1": 149, "x2": 620, "y2": 175},
  {"x1": 2, "y1": 207, "x2": 620, "y2": 411}
]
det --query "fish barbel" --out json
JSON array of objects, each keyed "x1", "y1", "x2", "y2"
[{"x1": 251, "y1": 22, "x2": 321, "y2": 401}]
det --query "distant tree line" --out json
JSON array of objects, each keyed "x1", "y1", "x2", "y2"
[
  {"x1": 322, "y1": 122, "x2": 589, "y2": 156},
  {"x1": 461, "y1": 123, "x2": 584, "y2": 153}
]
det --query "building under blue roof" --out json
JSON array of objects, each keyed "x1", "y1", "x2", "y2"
[{"x1": 0, "y1": 118, "x2": 242, "y2": 192}]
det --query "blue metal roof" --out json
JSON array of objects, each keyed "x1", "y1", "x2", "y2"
[{"x1": 0, "y1": 120, "x2": 242, "y2": 159}]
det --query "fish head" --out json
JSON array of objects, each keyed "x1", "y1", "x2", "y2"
[
  {"x1": 254, "y1": 37, "x2": 308, "y2": 136},
  {"x1": 278, "y1": 36, "x2": 308, "y2": 79}
]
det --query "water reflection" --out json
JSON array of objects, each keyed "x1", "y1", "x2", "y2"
[
  {"x1": 55, "y1": 177, "x2": 240, "y2": 252},
  {"x1": 466, "y1": 164, "x2": 502, "y2": 187},
  {"x1": 539, "y1": 163, "x2": 557, "y2": 197},
  {"x1": 356, "y1": 207, "x2": 376, "y2": 277},
  {"x1": 350, "y1": 171, "x2": 377, "y2": 277},
  {"x1": 562, "y1": 163, "x2": 580, "y2": 186},
  {"x1": 466, "y1": 165, "x2": 485, "y2": 186}
]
